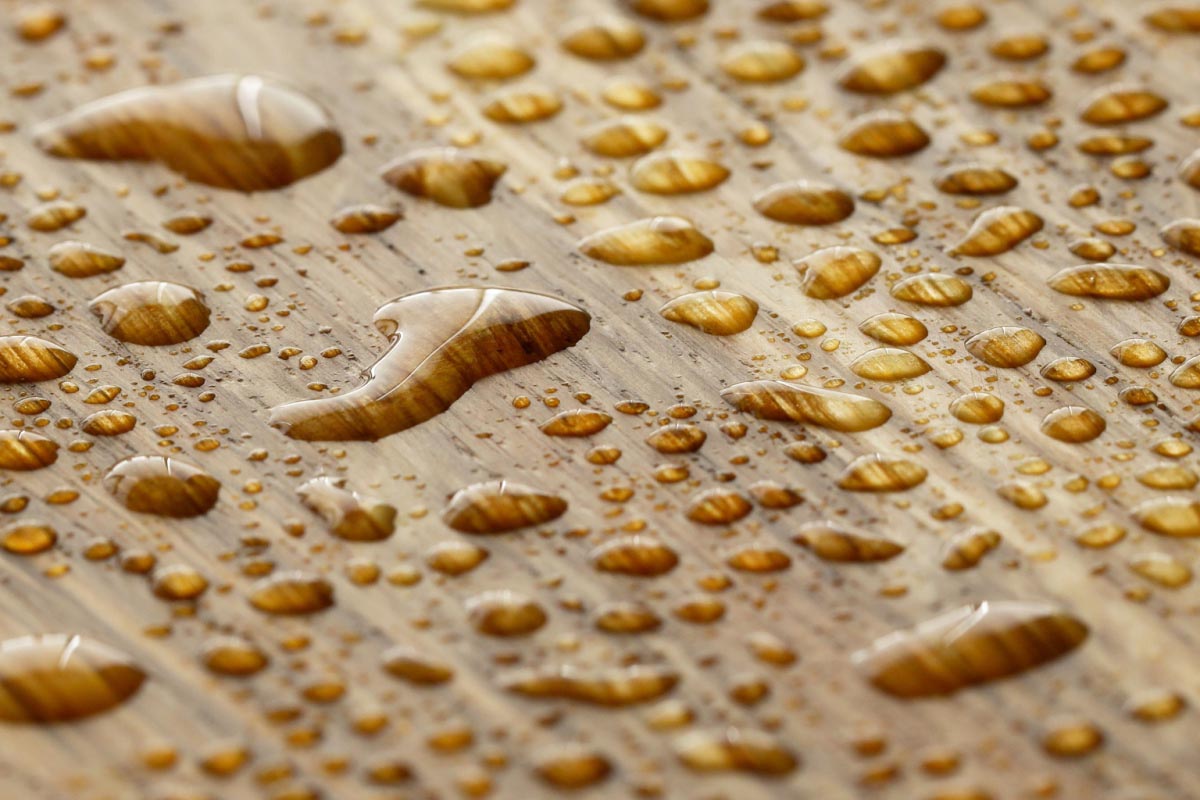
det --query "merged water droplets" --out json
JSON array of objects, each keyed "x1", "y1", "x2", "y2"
[
  {"x1": 270, "y1": 287, "x2": 590, "y2": 441},
  {"x1": 500, "y1": 663, "x2": 679, "y2": 706},
  {"x1": 35, "y1": 75, "x2": 342, "y2": 190},
  {"x1": 298, "y1": 477, "x2": 396, "y2": 541}
]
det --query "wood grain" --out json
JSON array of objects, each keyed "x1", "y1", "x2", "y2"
[{"x1": 1, "y1": 0, "x2": 1200, "y2": 797}]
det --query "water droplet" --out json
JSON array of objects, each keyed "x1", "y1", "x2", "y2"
[
  {"x1": 625, "y1": 0, "x2": 709, "y2": 22},
  {"x1": 540, "y1": 408, "x2": 612, "y2": 436},
  {"x1": 753, "y1": 180, "x2": 855, "y2": 225},
  {"x1": 970, "y1": 77, "x2": 1053, "y2": 107},
  {"x1": 35, "y1": 75, "x2": 342, "y2": 190},
  {"x1": 448, "y1": 32, "x2": 535, "y2": 79},
  {"x1": 0, "y1": 430, "x2": 58, "y2": 470},
  {"x1": 589, "y1": 536, "x2": 678, "y2": 575},
  {"x1": 271, "y1": 287, "x2": 589, "y2": 440},
  {"x1": 330, "y1": 204, "x2": 402, "y2": 234},
  {"x1": 560, "y1": 15, "x2": 645, "y2": 60},
  {"x1": 674, "y1": 728, "x2": 798, "y2": 775},
  {"x1": 660, "y1": 290, "x2": 757, "y2": 335},
  {"x1": 579, "y1": 216, "x2": 713, "y2": 265},
  {"x1": 1079, "y1": 85, "x2": 1168, "y2": 125},
  {"x1": 26, "y1": 201, "x2": 85, "y2": 232},
  {"x1": 89, "y1": 281, "x2": 210, "y2": 345},
  {"x1": 942, "y1": 528, "x2": 1001, "y2": 570},
  {"x1": 380, "y1": 147, "x2": 506, "y2": 208},
  {"x1": 103, "y1": 455, "x2": 220, "y2": 517},
  {"x1": 965, "y1": 326, "x2": 1045, "y2": 367},
  {"x1": 1130, "y1": 553, "x2": 1192, "y2": 588},
  {"x1": 685, "y1": 488, "x2": 751, "y2": 525},
  {"x1": 949, "y1": 392, "x2": 1004, "y2": 423},
  {"x1": 794, "y1": 522, "x2": 904, "y2": 562},
  {"x1": 859, "y1": 312, "x2": 927, "y2": 345},
  {"x1": 1168, "y1": 355, "x2": 1200, "y2": 388},
  {"x1": 850, "y1": 348, "x2": 931, "y2": 381},
  {"x1": 482, "y1": 85, "x2": 563, "y2": 123},
  {"x1": 1047, "y1": 264, "x2": 1169, "y2": 300},
  {"x1": 1134, "y1": 497, "x2": 1200, "y2": 537},
  {"x1": 248, "y1": 571, "x2": 334, "y2": 615},
  {"x1": 501, "y1": 663, "x2": 679, "y2": 705},
  {"x1": 1161, "y1": 218, "x2": 1200, "y2": 256},
  {"x1": 442, "y1": 480, "x2": 567, "y2": 533},
  {"x1": 934, "y1": 164, "x2": 1018, "y2": 195},
  {"x1": 854, "y1": 601, "x2": 1088, "y2": 697},
  {"x1": 951, "y1": 207, "x2": 1043, "y2": 256},
  {"x1": 838, "y1": 454, "x2": 927, "y2": 492},
  {"x1": 2, "y1": 520, "x2": 57, "y2": 555},
  {"x1": 839, "y1": 111, "x2": 930, "y2": 157},
  {"x1": 720, "y1": 41, "x2": 805, "y2": 82},
  {"x1": 533, "y1": 745, "x2": 612, "y2": 789},
  {"x1": 837, "y1": 41, "x2": 946, "y2": 94},
  {"x1": 722, "y1": 380, "x2": 891, "y2": 431},
  {"x1": 582, "y1": 117, "x2": 669, "y2": 157},
  {"x1": 0, "y1": 634, "x2": 145, "y2": 723},
  {"x1": 467, "y1": 590, "x2": 547, "y2": 636},
  {"x1": 1145, "y1": 7, "x2": 1200, "y2": 32},
  {"x1": 382, "y1": 645, "x2": 453, "y2": 685},
  {"x1": 629, "y1": 151, "x2": 729, "y2": 194},
  {"x1": 794, "y1": 246, "x2": 880, "y2": 299},
  {"x1": 47, "y1": 241, "x2": 124, "y2": 278},
  {"x1": 298, "y1": 477, "x2": 396, "y2": 541},
  {"x1": 891, "y1": 273, "x2": 973, "y2": 306},
  {"x1": 80, "y1": 409, "x2": 137, "y2": 436}
]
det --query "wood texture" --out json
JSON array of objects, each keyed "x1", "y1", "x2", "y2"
[{"x1": 1, "y1": 0, "x2": 1199, "y2": 798}]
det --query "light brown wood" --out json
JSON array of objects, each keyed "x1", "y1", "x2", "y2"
[{"x1": 2, "y1": 0, "x2": 1200, "y2": 798}]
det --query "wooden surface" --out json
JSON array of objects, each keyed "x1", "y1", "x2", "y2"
[{"x1": 2, "y1": 0, "x2": 1200, "y2": 797}]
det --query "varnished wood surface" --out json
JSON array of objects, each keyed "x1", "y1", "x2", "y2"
[{"x1": 1, "y1": 0, "x2": 1200, "y2": 798}]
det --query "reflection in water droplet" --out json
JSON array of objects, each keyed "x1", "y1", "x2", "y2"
[
  {"x1": 448, "y1": 32, "x2": 535, "y2": 79},
  {"x1": 722, "y1": 380, "x2": 891, "y2": 431},
  {"x1": 753, "y1": 180, "x2": 855, "y2": 225},
  {"x1": 859, "y1": 312, "x2": 927, "y2": 345},
  {"x1": 0, "y1": 634, "x2": 145, "y2": 723},
  {"x1": 582, "y1": 117, "x2": 669, "y2": 157},
  {"x1": 270, "y1": 287, "x2": 590, "y2": 441},
  {"x1": 48, "y1": 241, "x2": 124, "y2": 278},
  {"x1": 629, "y1": 151, "x2": 729, "y2": 194},
  {"x1": 839, "y1": 111, "x2": 930, "y2": 158},
  {"x1": 965, "y1": 326, "x2": 1045, "y2": 367},
  {"x1": 795, "y1": 522, "x2": 904, "y2": 562},
  {"x1": 838, "y1": 454, "x2": 927, "y2": 492},
  {"x1": 1079, "y1": 86, "x2": 1168, "y2": 125},
  {"x1": 330, "y1": 204, "x2": 402, "y2": 234},
  {"x1": 248, "y1": 572, "x2": 334, "y2": 615},
  {"x1": 836, "y1": 41, "x2": 946, "y2": 94},
  {"x1": 442, "y1": 480, "x2": 567, "y2": 533},
  {"x1": 970, "y1": 77, "x2": 1053, "y2": 108},
  {"x1": 380, "y1": 147, "x2": 506, "y2": 208},
  {"x1": 720, "y1": 41, "x2": 805, "y2": 82},
  {"x1": 534, "y1": 745, "x2": 612, "y2": 789},
  {"x1": 103, "y1": 455, "x2": 220, "y2": 517},
  {"x1": 794, "y1": 246, "x2": 880, "y2": 299},
  {"x1": 89, "y1": 281, "x2": 211, "y2": 346},
  {"x1": 674, "y1": 728, "x2": 798, "y2": 775},
  {"x1": 500, "y1": 664, "x2": 679, "y2": 705},
  {"x1": 560, "y1": 15, "x2": 645, "y2": 60},
  {"x1": 934, "y1": 164, "x2": 1019, "y2": 195},
  {"x1": 891, "y1": 273, "x2": 973, "y2": 306},
  {"x1": 579, "y1": 216, "x2": 713, "y2": 265},
  {"x1": 854, "y1": 601, "x2": 1088, "y2": 697},
  {"x1": 590, "y1": 536, "x2": 678, "y2": 576},
  {"x1": 850, "y1": 348, "x2": 931, "y2": 381},
  {"x1": 0, "y1": 430, "x2": 58, "y2": 471},
  {"x1": 1134, "y1": 497, "x2": 1200, "y2": 537},
  {"x1": 35, "y1": 75, "x2": 343, "y2": 191}
]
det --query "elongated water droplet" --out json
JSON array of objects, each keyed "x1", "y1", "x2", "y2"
[
  {"x1": 794, "y1": 246, "x2": 881, "y2": 299},
  {"x1": 1041, "y1": 406, "x2": 1105, "y2": 443},
  {"x1": 854, "y1": 601, "x2": 1088, "y2": 697},
  {"x1": 1135, "y1": 497, "x2": 1200, "y2": 537},
  {"x1": 839, "y1": 111, "x2": 930, "y2": 157},
  {"x1": 838, "y1": 454, "x2": 927, "y2": 492},
  {"x1": 1160, "y1": 218, "x2": 1200, "y2": 256},
  {"x1": 442, "y1": 480, "x2": 567, "y2": 533},
  {"x1": 722, "y1": 380, "x2": 891, "y2": 431},
  {"x1": 1047, "y1": 264, "x2": 1169, "y2": 300},
  {"x1": 579, "y1": 216, "x2": 713, "y2": 265},
  {"x1": 1079, "y1": 85, "x2": 1168, "y2": 125},
  {"x1": 837, "y1": 41, "x2": 946, "y2": 94},
  {"x1": 859, "y1": 312, "x2": 927, "y2": 345},
  {"x1": 500, "y1": 664, "x2": 679, "y2": 705},
  {"x1": 970, "y1": 77, "x2": 1053, "y2": 107},
  {"x1": 753, "y1": 180, "x2": 855, "y2": 225},
  {"x1": 270, "y1": 287, "x2": 590, "y2": 441},
  {"x1": 720, "y1": 41, "x2": 805, "y2": 82},
  {"x1": 891, "y1": 273, "x2": 973, "y2": 306},
  {"x1": 35, "y1": 75, "x2": 342, "y2": 191},
  {"x1": 582, "y1": 117, "x2": 669, "y2": 157},
  {"x1": 103, "y1": 456, "x2": 220, "y2": 517},
  {"x1": 951, "y1": 207, "x2": 1043, "y2": 256},
  {"x1": 850, "y1": 348, "x2": 931, "y2": 381},
  {"x1": 560, "y1": 15, "x2": 645, "y2": 60},
  {"x1": 540, "y1": 408, "x2": 612, "y2": 437},
  {"x1": 629, "y1": 151, "x2": 729, "y2": 194},
  {"x1": 794, "y1": 522, "x2": 904, "y2": 562},
  {"x1": 934, "y1": 164, "x2": 1018, "y2": 195},
  {"x1": 248, "y1": 572, "x2": 334, "y2": 615},
  {"x1": 330, "y1": 204, "x2": 402, "y2": 234},
  {"x1": 380, "y1": 148, "x2": 506, "y2": 208},
  {"x1": 48, "y1": 241, "x2": 124, "y2": 277},
  {"x1": 589, "y1": 536, "x2": 678, "y2": 576},
  {"x1": 447, "y1": 32, "x2": 535, "y2": 79},
  {"x1": 965, "y1": 326, "x2": 1045, "y2": 367},
  {"x1": 659, "y1": 290, "x2": 757, "y2": 335},
  {"x1": 674, "y1": 728, "x2": 798, "y2": 775}
]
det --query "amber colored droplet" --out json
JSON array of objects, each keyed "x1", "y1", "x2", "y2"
[
  {"x1": 26, "y1": 201, "x2": 86, "y2": 232},
  {"x1": 534, "y1": 745, "x2": 612, "y2": 789},
  {"x1": 103, "y1": 455, "x2": 220, "y2": 518},
  {"x1": 1137, "y1": 465, "x2": 1198, "y2": 490},
  {"x1": 934, "y1": 164, "x2": 1018, "y2": 195},
  {"x1": 47, "y1": 241, "x2": 125, "y2": 278},
  {"x1": 0, "y1": 634, "x2": 145, "y2": 723},
  {"x1": 849, "y1": 348, "x2": 930, "y2": 381},
  {"x1": 561, "y1": 177, "x2": 620, "y2": 206},
  {"x1": 990, "y1": 33, "x2": 1049, "y2": 60},
  {"x1": 859, "y1": 312, "x2": 927, "y2": 346},
  {"x1": 540, "y1": 408, "x2": 612, "y2": 437},
  {"x1": 501, "y1": 664, "x2": 679, "y2": 705},
  {"x1": 380, "y1": 147, "x2": 506, "y2": 208},
  {"x1": 593, "y1": 601, "x2": 661, "y2": 633},
  {"x1": 0, "y1": 430, "x2": 58, "y2": 471},
  {"x1": 758, "y1": 0, "x2": 828, "y2": 21},
  {"x1": 448, "y1": 32, "x2": 535, "y2": 79},
  {"x1": 646, "y1": 424, "x2": 705, "y2": 453},
  {"x1": 579, "y1": 216, "x2": 713, "y2": 265},
  {"x1": 720, "y1": 41, "x2": 805, "y2": 82},
  {"x1": 89, "y1": 281, "x2": 210, "y2": 346},
  {"x1": 629, "y1": 151, "x2": 729, "y2": 194},
  {"x1": 35, "y1": 75, "x2": 342, "y2": 191},
  {"x1": 952, "y1": 207, "x2": 1043, "y2": 256},
  {"x1": 891, "y1": 273, "x2": 973, "y2": 306},
  {"x1": 601, "y1": 77, "x2": 662, "y2": 111},
  {"x1": 1079, "y1": 86, "x2": 1168, "y2": 125},
  {"x1": 1073, "y1": 46, "x2": 1126, "y2": 74},
  {"x1": 660, "y1": 291, "x2": 758, "y2": 335},
  {"x1": 837, "y1": 454, "x2": 927, "y2": 492},
  {"x1": 836, "y1": 41, "x2": 946, "y2": 94},
  {"x1": 942, "y1": 528, "x2": 1001, "y2": 570},
  {"x1": 795, "y1": 522, "x2": 904, "y2": 562},
  {"x1": 685, "y1": 488, "x2": 751, "y2": 525},
  {"x1": 442, "y1": 480, "x2": 567, "y2": 533},
  {"x1": 590, "y1": 536, "x2": 678, "y2": 576},
  {"x1": 854, "y1": 601, "x2": 1088, "y2": 698},
  {"x1": 482, "y1": 86, "x2": 563, "y2": 124},
  {"x1": 1127, "y1": 689, "x2": 1187, "y2": 722},
  {"x1": 417, "y1": 0, "x2": 514, "y2": 11},
  {"x1": 1041, "y1": 357, "x2": 1095, "y2": 383},
  {"x1": 298, "y1": 476, "x2": 396, "y2": 541},
  {"x1": 1160, "y1": 219, "x2": 1200, "y2": 256},
  {"x1": 330, "y1": 204, "x2": 402, "y2": 234},
  {"x1": 970, "y1": 77, "x2": 1053, "y2": 108},
  {"x1": 81, "y1": 409, "x2": 136, "y2": 436},
  {"x1": 582, "y1": 118, "x2": 669, "y2": 157},
  {"x1": 382, "y1": 645, "x2": 454, "y2": 685},
  {"x1": 937, "y1": 4, "x2": 987, "y2": 29},
  {"x1": 1135, "y1": 497, "x2": 1200, "y2": 537},
  {"x1": 560, "y1": 15, "x2": 645, "y2": 60},
  {"x1": 1047, "y1": 264, "x2": 1169, "y2": 300},
  {"x1": 950, "y1": 392, "x2": 1004, "y2": 424},
  {"x1": 625, "y1": 0, "x2": 709, "y2": 22},
  {"x1": 1110, "y1": 338, "x2": 1166, "y2": 368},
  {"x1": 753, "y1": 180, "x2": 855, "y2": 225},
  {"x1": 722, "y1": 380, "x2": 891, "y2": 432},
  {"x1": 1130, "y1": 553, "x2": 1192, "y2": 588},
  {"x1": 16, "y1": 6, "x2": 66, "y2": 41},
  {"x1": 1145, "y1": 7, "x2": 1200, "y2": 32},
  {"x1": 1169, "y1": 355, "x2": 1200, "y2": 388},
  {"x1": 248, "y1": 572, "x2": 334, "y2": 615},
  {"x1": 1, "y1": 520, "x2": 57, "y2": 555},
  {"x1": 1077, "y1": 135, "x2": 1153, "y2": 156},
  {"x1": 467, "y1": 590, "x2": 547, "y2": 636},
  {"x1": 674, "y1": 728, "x2": 798, "y2": 776},
  {"x1": 839, "y1": 111, "x2": 930, "y2": 158},
  {"x1": 271, "y1": 287, "x2": 589, "y2": 441},
  {"x1": 965, "y1": 326, "x2": 1045, "y2": 367},
  {"x1": 161, "y1": 211, "x2": 212, "y2": 235},
  {"x1": 726, "y1": 543, "x2": 792, "y2": 572},
  {"x1": 794, "y1": 246, "x2": 880, "y2": 299},
  {"x1": 1068, "y1": 238, "x2": 1115, "y2": 262}
]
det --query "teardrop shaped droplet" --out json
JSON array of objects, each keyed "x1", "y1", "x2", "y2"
[{"x1": 794, "y1": 246, "x2": 881, "y2": 299}]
